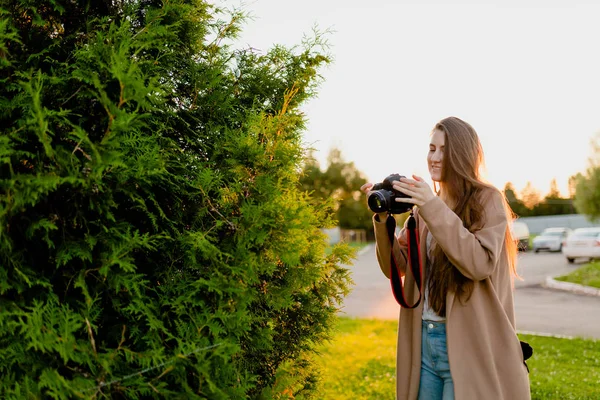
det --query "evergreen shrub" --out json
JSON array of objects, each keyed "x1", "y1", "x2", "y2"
[{"x1": 0, "y1": 1, "x2": 352, "y2": 398}]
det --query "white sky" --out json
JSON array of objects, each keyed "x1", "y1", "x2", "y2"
[{"x1": 217, "y1": 0, "x2": 600, "y2": 197}]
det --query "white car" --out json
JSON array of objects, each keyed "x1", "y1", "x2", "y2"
[
  {"x1": 510, "y1": 221, "x2": 530, "y2": 251},
  {"x1": 532, "y1": 227, "x2": 572, "y2": 253},
  {"x1": 561, "y1": 227, "x2": 600, "y2": 263}
]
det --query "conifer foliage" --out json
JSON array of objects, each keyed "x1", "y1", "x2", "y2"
[{"x1": 0, "y1": 1, "x2": 352, "y2": 398}]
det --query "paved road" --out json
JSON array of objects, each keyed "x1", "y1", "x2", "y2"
[{"x1": 339, "y1": 246, "x2": 600, "y2": 339}]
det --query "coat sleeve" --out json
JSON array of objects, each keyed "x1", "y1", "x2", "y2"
[
  {"x1": 417, "y1": 190, "x2": 508, "y2": 281},
  {"x1": 372, "y1": 213, "x2": 409, "y2": 279}
]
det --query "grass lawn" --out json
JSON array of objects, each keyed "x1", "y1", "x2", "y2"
[
  {"x1": 325, "y1": 241, "x2": 371, "y2": 256},
  {"x1": 314, "y1": 317, "x2": 600, "y2": 400},
  {"x1": 554, "y1": 261, "x2": 600, "y2": 289}
]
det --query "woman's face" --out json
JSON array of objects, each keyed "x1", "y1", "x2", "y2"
[{"x1": 428, "y1": 129, "x2": 445, "y2": 182}]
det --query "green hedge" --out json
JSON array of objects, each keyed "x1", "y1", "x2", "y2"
[{"x1": 0, "y1": 1, "x2": 351, "y2": 398}]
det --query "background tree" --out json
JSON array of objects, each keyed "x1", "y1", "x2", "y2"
[
  {"x1": 299, "y1": 148, "x2": 372, "y2": 235},
  {"x1": 568, "y1": 173, "x2": 582, "y2": 199},
  {"x1": 573, "y1": 133, "x2": 600, "y2": 220},
  {"x1": 503, "y1": 182, "x2": 530, "y2": 217},
  {"x1": 299, "y1": 148, "x2": 366, "y2": 203},
  {"x1": 0, "y1": 1, "x2": 351, "y2": 398},
  {"x1": 532, "y1": 179, "x2": 576, "y2": 216},
  {"x1": 520, "y1": 181, "x2": 542, "y2": 210},
  {"x1": 548, "y1": 178, "x2": 561, "y2": 198},
  {"x1": 505, "y1": 180, "x2": 576, "y2": 217}
]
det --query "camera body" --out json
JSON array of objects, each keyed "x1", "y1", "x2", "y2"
[{"x1": 367, "y1": 173, "x2": 413, "y2": 214}]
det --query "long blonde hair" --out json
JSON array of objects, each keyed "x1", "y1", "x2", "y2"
[{"x1": 427, "y1": 117, "x2": 518, "y2": 316}]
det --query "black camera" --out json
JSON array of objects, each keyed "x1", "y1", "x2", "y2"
[{"x1": 367, "y1": 174, "x2": 413, "y2": 214}]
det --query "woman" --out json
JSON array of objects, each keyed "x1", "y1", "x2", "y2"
[{"x1": 361, "y1": 117, "x2": 531, "y2": 400}]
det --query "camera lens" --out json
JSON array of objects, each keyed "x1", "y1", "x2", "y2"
[{"x1": 368, "y1": 191, "x2": 389, "y2": 213}]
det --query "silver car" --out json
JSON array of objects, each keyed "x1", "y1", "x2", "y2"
[{"x1": 532, "y1": 227, "x2": 572, "y2": 253}]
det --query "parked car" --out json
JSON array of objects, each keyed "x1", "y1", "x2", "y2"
[
  {"x1": 532, "y1": 227, "x2": 573, "y2": 253},
  {"x1": 510, "y1": 221, "x2": 530, "y2": 251},
  {"x1": 561, "y1": 227, "x2": 600, "y2": 263}
]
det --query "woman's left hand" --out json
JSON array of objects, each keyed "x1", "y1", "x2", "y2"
[{"x1": 392, "y1": 175, "x2": 436, "y2": 207}]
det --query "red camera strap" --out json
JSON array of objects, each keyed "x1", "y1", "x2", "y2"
[{"x1": 385, "y1": 212, "x2": 423, "y2": 308}]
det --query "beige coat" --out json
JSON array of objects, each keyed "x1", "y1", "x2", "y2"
[{"x1": 373, "y1": 189, "x2": 531, "y2": 400}]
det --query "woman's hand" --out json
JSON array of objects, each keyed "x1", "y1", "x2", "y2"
[
  {"x1": 392, "y1": 175, "x2": 436, "y2": 207},
  {"x1": 360, "y1": 182, "x2": 374, "y2": 194}
]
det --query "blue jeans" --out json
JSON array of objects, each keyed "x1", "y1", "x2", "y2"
[{"x1": 418, "y1": 320, "x2": 454, "y2": 400}]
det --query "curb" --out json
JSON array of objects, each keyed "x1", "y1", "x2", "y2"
[
  {"x1": 516, "y1": 330, "x2": 577, "y2": 340},
  {"x1": 543, "y1": 276, "x2": 600, "y2": 297},
  {"x1": 357, "y1": 244, "x2": 372, "y2": 257}
]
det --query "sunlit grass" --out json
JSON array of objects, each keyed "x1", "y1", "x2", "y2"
[
  {"x1": 555, "y1": 261, "x2": 600, "y2": 289},
  {"x1": 314, "y1": 317, "x2": 600, "y2": 400},
  {"x1": 325, "y1": 241, "x2": 371, "y2": 256},
  {"x1": 521, "y1": 332, "x2": 600, "y2": 399},
  {"x1": 315, "y1": 318, "x2": 395, "y2": 399}
]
